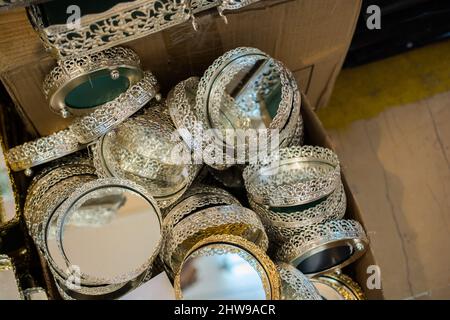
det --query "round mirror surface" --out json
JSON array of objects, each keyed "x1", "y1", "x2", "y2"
[
  {"x1": 293, "y1": 244, "x2": 354, "y2": 275},
  {"x1": 64, "y1": 68, "x2": 133, "y2": 109},
  {"x1": 209, "y1": 55, "x2": 284, "y2": 132},
  {"x1": 58, "y1": 185, "x2": 161, "y2": 283},
  {"x1": 46, "y1": 204, "x2": 68, "y2": 276},
  {"x1": 179, "y1": 243, "x2": 269, "y2": 300},
  {"x1": 311, "y1": 274, "x2": 364, "y2": 301},
  {"x1": 312, "y1": 281, "x2": 345, "y2": 300},
  {"x1": 0, "y1": 142, "x2": 16, "y2": 225}
]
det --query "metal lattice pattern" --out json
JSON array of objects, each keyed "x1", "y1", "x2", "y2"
[
  {"x1": 244, "y1": 145, "x2": 341, "y2": 207},
  {"x1": 277, "y1": 263, "x2": 322, "y2": 300},
  {"x1": 6, "y1": 130, "x2": 84, "y2": 172},
  {"x1": 28, "y1": 0, "x2": 260, "y2": 58},
  {"x1": 163, "y1": 204, "x2": 268, "y2": 272},
  {"x1": 276, "y1": 219, "x2": 368, "y2": 269},
  {"x1": 69, "y1": 71, "x2": 159, "y2": 144}
]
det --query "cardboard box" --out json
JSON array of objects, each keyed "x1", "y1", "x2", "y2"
[
  {"x1": 0, "y1": 91, "x2": 384, "y2": 300},
  {"x1": 301, "y1": 93, "x2": 384, "y2": 300},
  {"x1": 0, "y1": 0, "x2": 383, "y2": 299},
  {"x1": 0, "y1": 0, "x2": 361, "y2": 136}
]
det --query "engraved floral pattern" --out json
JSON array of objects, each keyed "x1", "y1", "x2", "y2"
[{"x1": 27, "y1": 0, "x2": 259, "y2": 58}]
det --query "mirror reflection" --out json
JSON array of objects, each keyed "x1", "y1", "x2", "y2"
[
  {"x1": 46, "y1": 207, "x2": 67, "y2": 276},
  {"x1": 60, "y1": 187, "x2": 161, "y2": 281},
  {"x1": 179, "y1": 244, "x2": 268, "y2": 300},
  {"x1": 209, "y1": 56, "x2": 282, "y2": 132},
  {"x1": 293, "y1": 244, "x2": 353, "y2": 274},
  {"x1": 313, "y1": 282, "x2": 346, "y2": 300},
  {"x1": 294, "y1": 245, "x2": 353, "y2": 275},
  {"x1": 64, "y1": 68, "x2": 133, "y2": 110},
  {"x1": 0, "y1": 143, "x2": 16, "y2": 225}
]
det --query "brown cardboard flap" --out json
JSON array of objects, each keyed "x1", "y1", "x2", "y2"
[{"x1": 0, "y1": 8, "x2": 47, "y2": 73}]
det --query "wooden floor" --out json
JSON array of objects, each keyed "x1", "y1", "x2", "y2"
[{"x1": 318, "y1": 41, "x2": 450, "y2": 299}]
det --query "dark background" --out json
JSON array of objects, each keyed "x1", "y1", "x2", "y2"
[{"x1": 345, "y1": 0, "x2": 450, "y2": 67}]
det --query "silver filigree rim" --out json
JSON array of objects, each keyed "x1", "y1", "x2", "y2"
[
  {"x1": 276, "y1": 219, "x2": 369, "y2": 276},
  {"x1": 69, "y1": 71, "x2": 159, "y2": 145},
  {"x1": 162, "y1": 186, "x2": 241, "y2": 234},
  {"x1": 53, "y1": 266, "x2": 149, "y2": 300},
  {"x1": 173, "y1": 234, "x2": 280, "y2": 300},
  {"x1": 177, "y1": 242, "x2": 272, "y2": 300},
  {"x1": 311, "y1": 272, "x2": 366, "y2": 300},
  {"x1": 248, "y1": 181, "x2": 346, "y2": 229},
  {"x1": 28, "y1": 1, "x2": 262, "y2": 59},
  {"x1": 43, "y1": 47, "x2": 142, "y2": 117},
  {"x1": 6, "y1": 129, "x2": 85, "y2": 172},
  {"x1": 54, "y1": 177, "x2": 163, "y2": 285},
  {"x1": 90, "y1": 106, "x2": 201, "y2": 209},
  {"x1": 167, "y1": 76, "x2": 202, "y2": 151},
  {"x1": 31, "y1": 175, "x2": 97, "y2": 278},
  {"x1": 194, "y1": 47, "x2": 300, "y2": 170},
  {"x1": 276, "y1": 262, "x2": 322, "y2": 300},
  {"x1": 243, "y1": 145, "x2": 341, "y2": 207},
  {"x1": 27, "y1": 172, "x2": 96, "y2": 245},
  {"x1": 163, "y1": 204, "x2": 268, "y2": 273}
]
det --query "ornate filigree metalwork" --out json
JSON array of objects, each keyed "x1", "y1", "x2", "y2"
[
  {"x1": 163, "y1": 204, "x2": 268, "y2": 273},
  {"x1": 276, "y1": 263, "x2": 322, "y2": 300},
  {"x1": 249, "y1": 182, "x2": 346, "y2": 243},
  {"x1": 91, "y1": 101, "x2": 200, "y2": 208},
  {"x1": 6, "y1": 129, "x2": 84, "y2": 172},
  {"x1": 173, "y1": 234, "x2": 280, "y2": 300},
  {"x1": 243, "y1": 145, "x2": 341, "y2": 207},
  {"x1": 276, "y1": 219, "x2": 369, "y2": 276},
  {"x1": 312, "y1": 272, "x2": 366, "y2": 300},
  {"x1": 43, "y1": 47, "x2": 142, "y2": 117},
  {"x1": 54, "y1": 178, "x2": 162, "y2": 285},
  {"x1": 69, "y1": 71, "x2": 159, "y2": 144},
  {"x1": 27, "y1": 0, "x2": 261, "y2": 59}
]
